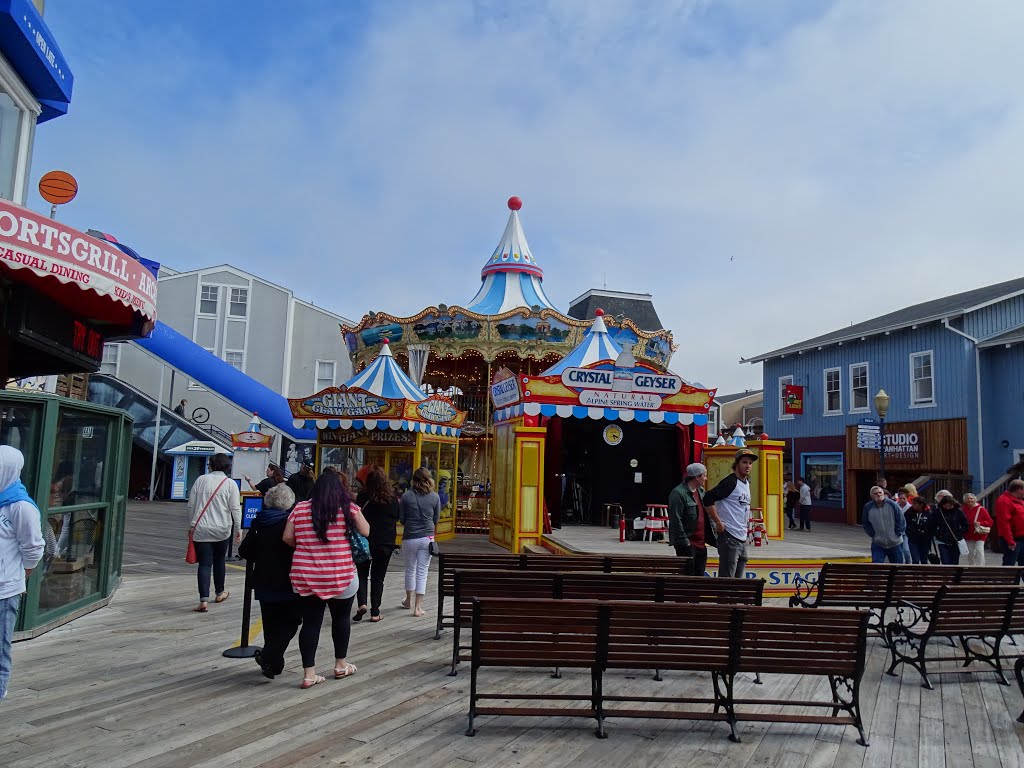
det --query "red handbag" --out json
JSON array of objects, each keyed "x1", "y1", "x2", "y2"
[{"x1": 185, "y1": 478, "x2": 228, "y2": 564}]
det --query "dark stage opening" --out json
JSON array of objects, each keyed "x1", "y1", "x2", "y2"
[{"x1": 545, "y1": 416, "x2": 688, "y2": 530}]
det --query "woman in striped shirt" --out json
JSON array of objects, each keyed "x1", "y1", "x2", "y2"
[{"x1": 283, "y1": 471, "x2": 370, "y2": 689}]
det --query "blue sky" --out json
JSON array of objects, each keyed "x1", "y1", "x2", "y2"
[{"x1": 29, "y1": 0, "x2": 1024, "y2": 394}]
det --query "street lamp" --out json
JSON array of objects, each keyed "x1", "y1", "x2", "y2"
[{"x1": 874, "y1": 389, "x2": 890, "y2": 486}]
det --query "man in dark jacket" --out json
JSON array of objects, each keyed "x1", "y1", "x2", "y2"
[
  {"x1": 286, "y1": 463, "x2": 315, "y2": 503},
  {"x1": 668, "y1": 463, "x2": 713, "y2": 577},
  {"x1": 238, "y1": 483, "x2": 300, "y2": 678}
]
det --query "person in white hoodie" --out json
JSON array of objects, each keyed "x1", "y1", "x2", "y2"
[{"x1": 0, "y1": 446, "x2": 44, "y2": 701}]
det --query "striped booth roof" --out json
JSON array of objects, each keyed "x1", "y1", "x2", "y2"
[
  {"x1": 344, "y1": 339, "x2": 425, "y2": 401},
  {"x1": 540, "y1": 309, "x2": 621, "y2": 375}
]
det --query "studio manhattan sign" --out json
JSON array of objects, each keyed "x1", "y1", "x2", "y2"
[{"x1": 883, "y1": 430, "x2": 922, "y2": 461}]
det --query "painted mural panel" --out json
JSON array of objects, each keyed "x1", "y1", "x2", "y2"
[
  {"x1": 494, "y1": 314, "x2": 571, "y2": 342},
  {"x1": 413, "y1": 313, "x2": 483, "y2": 341}
]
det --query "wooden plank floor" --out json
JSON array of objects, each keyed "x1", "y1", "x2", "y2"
[{"x1": 4, "y1": 502, "x2": 1024, "y2": 767}]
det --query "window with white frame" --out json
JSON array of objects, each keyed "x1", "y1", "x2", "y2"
[
  {"x1": 0, "y1": 58, "x2": 39, "y2": 204},
  {"x1": 707, "y1": 405, "x2": 719, "y2": 442},
  {"x1": 779, "y1": 375, "x2": 794, "y2": 419},
  {"x1": 824, "y1": 367, "x2": 842, "y2": 414},
  {"x1": 910, "y1": 351, "x2": 934, "y2": 406},
  {"x1": 224, "y1": 351, "x2": 244, "y2": 371},
  {"x1": 200, "y1": 285, "x2": 219, "y2": 315},
  {"x1": 99, "y1": 343, "x2": 120, "y2": 376},
  {"x1": 850, "y1": 363, "x2": 869, "y2": 412},
  {"x1": 315, "y1": 360, "x2": 336, "y2": 391},
  {"x1": 229, "y1": 287, "x2": 248, "y2": 317}
]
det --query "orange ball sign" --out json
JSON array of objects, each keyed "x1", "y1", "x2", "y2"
[{"x1": 38, "y1": 170, "x2": 78, "y2": 205}]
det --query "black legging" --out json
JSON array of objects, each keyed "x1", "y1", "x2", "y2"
[
  {"x1": 298, "y1": 594, "x2": 355, "y2": 668},
  {"x1": 356, "y1": 545, "x2": 394, "y2": 617},
  {"x1": 258, "y1": 600, "x2": 301, "y2": 674},
  {"x1": 194, "y1": 538, "x2": 230, "y2": 601}
]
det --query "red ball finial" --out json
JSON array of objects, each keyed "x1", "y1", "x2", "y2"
[
  {"x1": 595, "y1": 308, "x2": 605, "y2": 317},
  {"x1": 382, "y1": 338, "x2": 390, "y2": 345},
  {"x1": 760, "y1": 433, "x2": 769, "y2": 440},
  {"x1": 507, "y1": 196, "x2": 523, "y2": 211}
]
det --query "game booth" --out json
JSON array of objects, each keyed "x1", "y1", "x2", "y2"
[
  {"x1": 488, "y1": 309, "x2": 721, "y2": 553},
  {"x1": 289, "y1": 339, "x2": 467, "y2": 541}
]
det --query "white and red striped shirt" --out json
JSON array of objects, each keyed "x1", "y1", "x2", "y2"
[{"x1": 289, "y1": 501, "x2": 357, "y2": 599}]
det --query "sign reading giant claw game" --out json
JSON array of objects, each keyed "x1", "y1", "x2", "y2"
[
  {"x1": 416, "y1": 397, "x2": 458, "y2": 424},
  {"x1": 293, "y1": 386, "x2": 399, "y2": 419}
]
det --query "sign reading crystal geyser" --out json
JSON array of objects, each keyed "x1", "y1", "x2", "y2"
[{"x1": 560, "y1": 367, "x2": 682, "y2": 395}]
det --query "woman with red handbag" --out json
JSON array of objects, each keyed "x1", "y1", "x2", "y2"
[{"x1": 187, "y1": 454, "x2": 241, "y2": 613}]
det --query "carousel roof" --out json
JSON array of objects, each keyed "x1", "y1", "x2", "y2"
[
  {"x1": 540, "y1": 309, "x2": 622, "y2": 375},
  {"x1": 465, "y1": 197, "x2": 558, "y2": 315},
  {"x1": 343, "y1": 340, "x2": 426, "y2": 401}
]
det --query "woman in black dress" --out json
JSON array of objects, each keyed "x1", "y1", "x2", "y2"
[{"x1": 353, "y1": 466, "x2": 400, "y2": 622}]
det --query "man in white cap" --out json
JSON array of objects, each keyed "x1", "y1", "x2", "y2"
[
  {"x1": 668, "y1": 463, "x2": 720, "y2": 577},
  {"x1": 702, "y1": 449, "x2": 757, "y2": 578}
]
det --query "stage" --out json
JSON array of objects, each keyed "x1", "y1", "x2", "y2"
[{"x1": 540, "y1": 521, "x2": 871, "y2": 597}]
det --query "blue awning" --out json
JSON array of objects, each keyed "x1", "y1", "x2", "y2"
[
  {"x1": 494, "y1": 401, "x2": 708, "y2": 427},
  {"x1": 0, "y1": 0, "x2": 74, "y2": 122},
  {"x1": 294, "y1": 417, "x2": 461, "y2": 437}
]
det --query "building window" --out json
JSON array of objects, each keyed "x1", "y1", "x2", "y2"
[
  {"x1": 824, "y1": 367, "x2": 842, "y2": 415},
  {"x1": 707, "y1": 405, "x2": 719, "y2": 443},
  {"x1": 849, "y1": 363, "x2": 869, "y2": 412},
  {"x1": 200, "y1": 285, "x2": 219, "y2": 315},
  {"x1": 224, "y1": 351, "x2": 244, "y2": 371},
  {"x1": 315, "y1": 360, "x2": 336, "y2": 391},
  {"x1": 229, "y1": 287, "x2": 248, "y2": 317},
  {"x1": 779, "y1": 375, "x2": 794, "y2": 420},
  {"x1": 801, "y1": 453, "x2": 844, "y2": 508},
  {"x1": 99, "y1": 344, "x2": 120, "y2": 376},
  {"x1": 0, "y1": 59, "x2": 37, "y2": 205},
  {"x1": 910, "y1": 351, "x2": 934, "y2": 406}
]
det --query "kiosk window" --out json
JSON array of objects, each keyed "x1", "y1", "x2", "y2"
[{"x1": 801, "y1": 453, "x2": 844, "y2": 507}]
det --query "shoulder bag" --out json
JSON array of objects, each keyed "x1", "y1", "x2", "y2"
[
  {"x1": 346, "y1": 506, "x2": 371, "y2": 564},
  {"x1": 973, "y1": 508, "x2": 991, "y2": 536},
  {"x1": 428, "y1": 538, "x2": 441, "y2": 557},
  {"x1": 186, "y1": 477, "x2": 229, "y2": 564},
  {"x1": 939, "y1": 511, "x2": 969, "y2": 557}
]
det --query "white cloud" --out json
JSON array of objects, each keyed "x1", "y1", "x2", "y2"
[{"x1": 31, "y1": 0, "x2": 1024, "y2": 393}]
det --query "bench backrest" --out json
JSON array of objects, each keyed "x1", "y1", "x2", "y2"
[
  {"x1": 816, "y1": 563, "x2": 893, "y2": 607},
  {"x1": 957, "y1": 566, "x2": 1024, "y2": 586},
  {"x1": 734, "y1": 606, "x2": 868, "y2": 678},
  {"x1": 454, "y1": 570, "x2": 561, "y2": 623},
  {"x1": 660, "y1": 577, "x2": 765, "y2": 605},
  {"x1": 889, "y1": 565, "x2": 961, "y2": 605},
  {"x1": 604, "y1": 601, "x2": 735, "y2": 672},
  {"x1": 929, "y1": 585, "x2": 1024, "y2": 636},
  {"x1": 471, "y1": 597, "x2": 602, "y2": 668}
]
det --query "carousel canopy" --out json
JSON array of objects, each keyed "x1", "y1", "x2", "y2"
[
  {"x1": 465, "y1": 196, "x2": 557, "y2": 315},
  {"x1": 540, "y1": 309, "x2": 621, "y2": 375},
  {"x1": 344, "y1": 339, "x2": 426, "y2": 401}
]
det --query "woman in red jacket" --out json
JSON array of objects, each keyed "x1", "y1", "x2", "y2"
[{"x1": 962, "y1": 493, "x2": 993, "y2": 566}]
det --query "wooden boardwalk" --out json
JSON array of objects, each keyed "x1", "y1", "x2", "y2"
[{"x1": 4, "y1": 502, "x2": 1024, "y2": 767}]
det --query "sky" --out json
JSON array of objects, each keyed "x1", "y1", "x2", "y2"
[{"x1": 29, "y1": 0, "x2": 1024, "y2": 395}]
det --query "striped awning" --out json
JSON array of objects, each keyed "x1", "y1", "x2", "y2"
[
  {"x1": 293, "y1": 418, "x2": 460, "y2": 437},
  {"x1": 343, "y1": 339, "x2": 426, "y2": 401},
  {"x1": 493, "y1": 402, "x2": 708, "y2": 426},
  {"x1": 541, "y1": 311, "x2": 621, "y2": 375}
]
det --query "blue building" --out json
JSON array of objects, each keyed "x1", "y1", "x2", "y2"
[{"x1": 744, "y1": 277, "x2": 1024, "y2": 525}]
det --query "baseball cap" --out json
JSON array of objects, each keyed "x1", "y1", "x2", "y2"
[
  {"x1": 734, "y1": 448, "x2": 758, "y2": 463},
  {"x1": 686, "y1": 463, "x2": 707, "y2": 478}
]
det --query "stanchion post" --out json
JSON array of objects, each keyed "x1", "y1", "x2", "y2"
[
  {"x1": 223, "y1": 558, "x2": 261, "y2": 658},
  {"x1": 619, "y1": 514, "x2": 626, "y2": 543}
]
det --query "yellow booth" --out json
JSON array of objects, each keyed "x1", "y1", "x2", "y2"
[
  {"x1": 704, "y1": 432, "x2": 786, "y2": 541},
  {"x1": 489, "y1": 310, "x2": 716, "y2": 552},
  {"x1": 289, "y1": 340, "x2": 467, "y2": 541}
]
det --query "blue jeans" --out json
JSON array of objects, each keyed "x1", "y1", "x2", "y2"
[
  {"x1": 1002, "y1": 539, "x2": 1024, "y2": 566},
  {"x1": 907, "y1": 538, "x2": 931, "y2": 564},
  {"x1": 1, "y1": 594, "x2": 20, "y2": 701},
  {"x1": 937, "y1": 543, "x2": 960, "y2": 565},
  {"x1": 871, "y1": 543, "x2": 904, "y2": 563},
  {"x1": 195, "y1": 538, "x2": 230, "y2": 602}
]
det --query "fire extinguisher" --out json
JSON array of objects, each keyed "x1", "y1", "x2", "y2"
[{"x1": 753, "y1": 527, "x2": 763, "y2": 547}]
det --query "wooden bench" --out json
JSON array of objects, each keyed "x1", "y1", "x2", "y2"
[
  {"x1": 449, "y1": 570, "x2": 764, "y2": 675},
  {"x1": 466, "y1": 597, "x2": 870, "y2": 745},
  {"x1": 790, "y1": 563, "x2": 1024, "y2": 638},
  {"x1": 885, "y1": 584, "x2": 1024, "y2": 689},
  {"x1": 435, "y1": 552, "x2": 691, "y2": 639}
]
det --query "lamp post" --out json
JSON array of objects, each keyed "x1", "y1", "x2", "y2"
[{"x1": 874, "y1": 389, "x2": 891, "y2": 486}]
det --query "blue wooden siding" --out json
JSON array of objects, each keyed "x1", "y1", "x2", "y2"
[
  {"x1": 980, "y1": 345, "x2": 1024, "y2": 486},
  {"x1": 762, "y1": 321, "x2": 973, "y2": 440},
  {"x1": 963, "y1": 293, "x2": 1024, "y2": 339}
]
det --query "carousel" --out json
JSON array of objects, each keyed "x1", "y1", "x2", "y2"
[
  {"x1": 490, "y1": 309, "x2": 718, "y2": 552},
  {"x1": 289, "y1": 339, "x2": 468, "y2": 541},
  {"x1": 341, "y1": 197, "x2": 675, "y2": 532}
]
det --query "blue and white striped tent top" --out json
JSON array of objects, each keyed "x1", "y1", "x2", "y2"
[
  {"x1": 465, "y1": 200, "x2": 557, "y2": 315},
  {"x1": 343, "y1": 340, "x2": 426, "y2": 402},
  {"x1": 541, "y1": 312, "x2": 622, "y2": 375}
]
